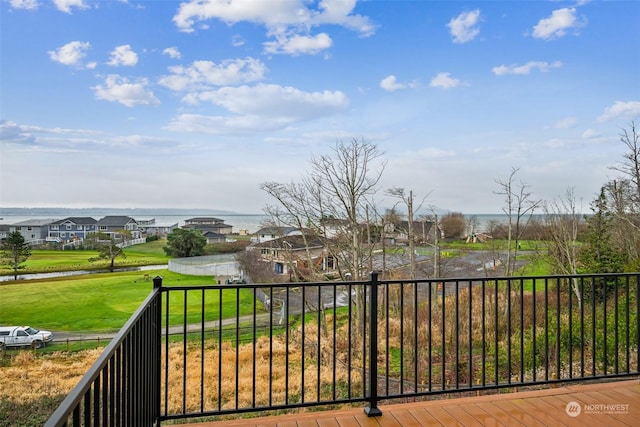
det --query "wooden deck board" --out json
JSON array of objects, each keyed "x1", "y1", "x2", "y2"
[{"x1": 183, "y1": 379, "x2": 640, "y2": 427}]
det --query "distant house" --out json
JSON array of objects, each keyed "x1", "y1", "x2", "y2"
[
  {"x1": 319, "y1": 218, "x2": 352, "y2": 240},
  {"x1": 254, "y1": 226, "x2": 302, "y2": 244},
  {"x1": 184, "y1": 217, "x2": 225, "y2": 226},
  {"x1": 0, "y1": 224, "x2": 10, "y2": 241},
  {"x1": 48, "y1": 217, "x2": 98, "y2": 243},
  {"x1": 135, "y1": 218, "x2": 178, "y2": 238},
  {"x1": 96, "y1": 216, "x2": 141, "y2": 240},
  {"x1": 202, "y1": 231, "x2": 226, "y2": 244},
  {"x1": 249, "y1": 234, "x2": 334, "y2": 276},
  {"x1": 9, "y1": 219, "x2": 56, "y2": 243},
  {"x1": 183, "y1": 217, "x2": 233, "y2": 235},
  {"x1": 384, "y1": 220, "x2": 435, "y2": 245}
]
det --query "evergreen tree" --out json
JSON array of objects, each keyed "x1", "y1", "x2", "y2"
[
  {"x1": 0, "y1": 231, "x2": 32, "y2": 280},
  {"x1": 579, "y1": 187, "x2": 626, "y2": 300},
  {"x1": 164, "y1": 228, "x2": 207, "y2": 257}
]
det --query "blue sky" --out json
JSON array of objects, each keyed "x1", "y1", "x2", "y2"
[{"x1": 1, "y1": 0, "x2": 639, "y2": 215}]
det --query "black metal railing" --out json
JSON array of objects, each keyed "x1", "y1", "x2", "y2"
[
  {"x1": 44, "y1": 277, "x2": 163, "y2": 427},
  {"x1": 46, "y1": 273, "x2": 640, "y2": 426}
]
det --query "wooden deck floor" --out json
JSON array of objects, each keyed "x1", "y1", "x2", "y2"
[{"x1": 184, "y1": 379, "x2": 639, "y2": 427}]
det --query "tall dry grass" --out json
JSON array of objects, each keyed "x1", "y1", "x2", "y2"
[
  {"x1": 0, "y1": 349, "x2": 104, "y2": 426},
  {"x1": 0, "y1": 349, "x2": 103, "y2": 402},
  {"x1": 163, "y1": 320, "x2": 364, "y2": 415}
]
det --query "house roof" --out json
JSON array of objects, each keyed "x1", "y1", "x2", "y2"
[
  {"x1": 51, "y1": 217, "x2": 97, "y2": 225},
  {"x1": 185, "y1": 217, "x2": 224, "y2": 223},
  {"x1": 256, "y1": 226, "x2": 299, "y2": 236},
  {"x1": 12, "y1": 219, "x2": 57, "y2": 226},
  {"x1": 96, "y1": 216, "x2": 137, "y2": 226},
  {"x1": 253, "y1": 234, "x2": 325, "y2": 250}
]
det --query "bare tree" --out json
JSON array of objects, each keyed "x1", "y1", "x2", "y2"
[
  {"x1": 308, "y1": 139, "x2": 386, "y2": 279},
  {"x1": 604, "y1": 122, "x2": 640, "y2": 263},
  {"x1": 386, "y1": 188, "x2": 429, "y2": 279},
  {"x1": 261, "y1": 138, "x2": 386, "y2": 330},
  {"x1": 610, "y1": 121, "x2": 640, "y2": 205},
  {"x1": 543, "y1": 188, "x2": 584, "y2": 306},
  {"x1": 495, "y1": 167, "x2": 541, "y2": 275}
]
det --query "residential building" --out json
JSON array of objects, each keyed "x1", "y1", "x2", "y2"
[
  {"x1": 9, "y1": 219, "x2": 56, "y2": 243},
  {"x1": 48, "y1": 217, "x2": 97, "y2": 243},
  {"x1": 0, "y1": 224, "x2": 10, "y2": 241},
  {"x1": 254, "y1": 226, "x2": 301, "y2": 243},
  {"x1": 384, "y1": 220, "x2": 435, "y2": 245},
  {"x1": 183, "y1": 217, "x2": 233, "y2": 235},
  {"x1": 249, "y1": 234, "x2": 333, "y2": 276},
  {"x1": 135, "y1": 218, "x2": 178, "y2": 238},
  {"x1": 96, "y1": 216, "x2": 141, "y2": 240},
  {"x1": 202, "y1": 231, "x2": 226, "y2": 244}
]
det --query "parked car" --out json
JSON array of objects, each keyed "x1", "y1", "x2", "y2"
[{"x1": 0, "y1": 326, "x2": 54, "y2": 349}]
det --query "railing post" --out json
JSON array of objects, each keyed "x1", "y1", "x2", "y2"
[
  {"x1": 153, "y1": 276, "x2": 163, "y2": 427},
  {"x1": 364, "y1": 271, "x2": 382, "y2": 417}
]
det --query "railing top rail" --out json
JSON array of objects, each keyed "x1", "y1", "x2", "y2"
[
  {"x1": 44, "y1": 287, "x2": 162, "y2": 427},
  {"x1": 377, "y1": 271, "x2": 640, "y2": 285},
  {"x1": 159, "y1": 272, "x2": 640, "y2": 291}
]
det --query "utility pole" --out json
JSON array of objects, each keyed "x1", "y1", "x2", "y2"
[
  {"x1": 407, "y1": 190, "x2": 416, "y2": 279},
  {"x1": 433, "y1": 213, "x2": 439, "y2": 279}
]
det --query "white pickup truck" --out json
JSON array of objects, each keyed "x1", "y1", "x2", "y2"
[{"x1": 0, "y1": 326, "x2": 54, "y2": 349}]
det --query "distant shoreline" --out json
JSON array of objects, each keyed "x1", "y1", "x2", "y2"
[{"x1": 0, "y1": 207, "x2": 262, "y2": 216}]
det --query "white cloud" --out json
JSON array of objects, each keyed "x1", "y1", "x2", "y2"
[
  {"x1": 582, "y1": 129, "x2": 601, "y2": 139},
  {"x1": 492, "y1": 60, "x2": 562, "y2": 75},
  {"x1": 597, "y1": 101, "x2": 640, "y2": 122},
  {"x1": 447, "y1": 9, "x2": 481, "y2": 44},
  {"x1": 172, "y1": 0, "x2": 375, "y2": 59},
  {"x1": 158, "y1": 57, "x2": 266, "y2": 91},
  {"x1": 93, "y1": 75, "x2": 160, "y2": 107},
  {"x1": 380, "y1": 75, "x2": 419, "y2": 92},
  {"x1": 0, "y1": 119, "x2": 103, "y2": 148},
  {"x1": 264, "y1": 32, "x2": 333, "y2": 55},
  {"x1": 165, "y1": 83, "x2": 348, "y2": 134},
  {"x1": 8, "y1": 0, "x2": 38, "y2": 10},
  {"x1": 162, "y1": 47, "x2": 181, "y2": 59},
  {"x1": 165, "y1": 113, "x2": 290, "y2": 135},
  {"x1": 0, "y1": 120, "x2": 37, "y2": 144},
  {"x1": 430, "y1": 72, "x2": 462, "y2": 89},
  {"x1": 108, "y1": 45, "x2": 138, "y2": 67},
  {"x1": 48, "y1": 41, "x2": 91, "y2": 67},
  {"x1": 189, "y1": 84, "x2": 348, "y2": 119},
  {"x1": 53, "y1": 0, "x2": 88, "y2": 14},
  {"x1": 553, "y1": 117, "x2": 578, "y2": 129},
  {"x1": 231, "y1": 35, "x2": 245, "y2": 47},
  {"x1": 532, "y1": 7, "x2": 585, "y2": 40},
  {"x1": 173, "y1": 0, "x2": 375, "y2": 35}
]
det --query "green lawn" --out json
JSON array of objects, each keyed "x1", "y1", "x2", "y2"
[
  {"x1": 0, "y1": 269, "x2": 257, "y2": 332},
  {"x1": 0, "y1": 240, "x2": 170, "y2": 275}
]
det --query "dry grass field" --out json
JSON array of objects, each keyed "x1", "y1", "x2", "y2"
[{"x1": 0, "y1": 349, "x2": 103, "y2": 427}]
